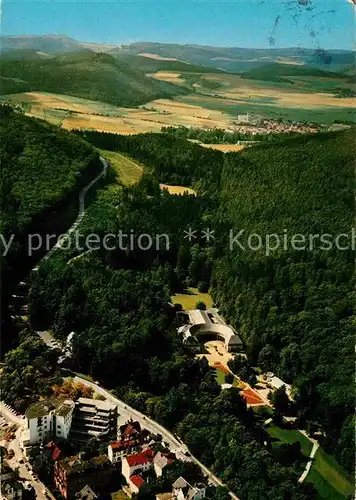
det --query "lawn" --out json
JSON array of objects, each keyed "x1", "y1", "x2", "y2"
[
  {"x1": 215, "y1": 367, "x2": 226, "y2": 385},
  {"x1": 101, "y1": 150, "x2": 143, "y2": 186},
  {"x1": 171, "y1": 287, "x2": 213, "y2": 310},
  {"x1": 266, "y1": 424, "x2": 313, "y2": 457},
  {"x1": 306, "y1": 448, "x2": 354, "y2": 500},
  {"x1": 266, "y1": 423, "x2": 354, "y2": 500}
]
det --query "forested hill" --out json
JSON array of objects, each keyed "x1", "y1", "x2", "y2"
[
  {"x1": 0, "y1": 105, "x2": 101, "y2": 351},
  {"x1": 0, "y1": 51, "x2": 188, "y2": 107},
  {"x1": 213, "y1": 129, "x2": 355, "y2": 472}
]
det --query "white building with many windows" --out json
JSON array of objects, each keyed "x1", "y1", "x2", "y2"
[{"x1": 24, "y1": 399, "x2": 75, "y2": 445}]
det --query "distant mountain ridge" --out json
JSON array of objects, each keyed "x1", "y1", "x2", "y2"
[
  {"x1": 1, "y1": 35, "x2": 354, "y2": 73},
  {"x1": 0, "y1": 51, "x2": 188, "y2": 107}
]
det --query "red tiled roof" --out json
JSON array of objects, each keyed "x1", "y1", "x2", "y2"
[
  {"x1": 110, "y1": 439, "x2": 136, "y2": 451},
  {"x1": 123, "y1": 424, "x2": 139, "y2": 437},
  {"x1": 46, "y1": 441, "x2": 62, "y2": 461},
  {"x1": 126, "y1": 448, "x2": 155, "y2": 467},
  {"x1": 130, "y1": 475, "x2": 145, "y2": 489}
]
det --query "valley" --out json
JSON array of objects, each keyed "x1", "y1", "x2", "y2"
[{"x1": 0, "y1": 24, "x2": 355, "y2": 500}]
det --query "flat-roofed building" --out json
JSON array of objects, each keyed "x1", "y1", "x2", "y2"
[
  {"x1": 54, "y1": 455, "x2": 112, "y2": 499},
  {"x1": 177, "y1": 308, "x2": 243, "y2": 352},
  {"x1": 69, "y1": 398, "x2": 118, "y2": 444},
  {"x1": 25, "y1": 399, "x2": 75, "y2": 445}
]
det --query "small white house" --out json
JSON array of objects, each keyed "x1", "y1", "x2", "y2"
[
  {"x1": 153, "y1": 451, "x2": 175, "y2": 477},
  {"x1": 172, "y1": 477, "x2": 206, "y2": 500}
]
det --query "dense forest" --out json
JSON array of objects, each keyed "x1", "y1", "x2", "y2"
[
  {"x1": 70, "y1": 127, "x2": 354, "y2": 476},
  {"x1": 3, "y1": 119, "x2": 354, "y2": 497},
  {"x1": 74, "y1": 130, "x2": 223, "y2": 194},
  {"x1": 0, "y1": 51, "x2": 187, "y2": 106},
  {"x1": 27, "y1": 182, "x2": 316, "y2": 500},
  {"x1": 212, "y1": 130, "x2": 355, "y2": 473},
  {"x1": 0, "y1": 105, "x2": 101, "y2": 352}
]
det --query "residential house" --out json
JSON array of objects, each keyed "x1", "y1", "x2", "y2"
[
  {"x1": 46, "y1": 441, "x2": 62, "y2": 462},
  {"x1": 54, "y1": 454, "x2": 113, "y2": 499},
  {"x1": 75, "y1": 484, "x2": 98, "y2": 499},
  {"x1": 153, "y1": 451, "x2": 175, "y2": 477},
  {"x1": 107, "y1": 438, "x2": 141, "y2": 465},
  {"x1": 128, "y1": 474, "x2": 145, "y2": 494},
  {"x1": 172, "y1": 477, "x2": 206, "y2": 500},
  {"x1": 0, "y1": 464, "x2": 31, "y2": 499},
  {"x1": 121, "y1": 448, "x2": 155, "y2": 484},
  {"x1": 119, "y1": 420, "x2": 141, "y2": 441}
]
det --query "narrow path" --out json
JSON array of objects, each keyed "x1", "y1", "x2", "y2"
[
  {"x1": 33, "y1": 156, "x2": 108, "y2": 269},
  {"x1": 72, "y1": 375, "x2": 240, "y2": 500},
  {"x1": 298, "y1": 440, "x2": 320, "y2": 483}
]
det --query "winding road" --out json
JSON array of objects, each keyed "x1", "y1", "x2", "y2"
[
  {"x1": 33, "y1": 156, "x2": 108, "y2": 268},
  {"x1": 9, "y1": 153, "x2": 240, "y2": 499},
  {"x1": 72, "y1": 375, "x2": 240, "y2": 500},
  {"x1": 1, "y1": 156, "x2": 108, "y2": 500}
]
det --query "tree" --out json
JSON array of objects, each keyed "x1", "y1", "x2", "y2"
[
  {"x1": 195, "y1": 301, "x2": 206, "y2": 310},
  {"x1": 268, "y1": 385, "x2": 290, "y2": 415}
]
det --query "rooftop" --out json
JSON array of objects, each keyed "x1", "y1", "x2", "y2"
[
  {"x1": 126, "y1": 448, "x2": 155, "y2": 467},
  {"x1": 26, "y1": 399, "x2": 74, "y2": 420},
  {"x1": 109, "y1": 438, "x2": 137, "y2": 451},
  {"x1": 77, "y1": 398, "x2": 117, "y2": 412},
  {"x1": 58, "y1": 455, "x2": 110, "y2": 475},
  {"x1": 130, "y1": 474, "x2": 145, "y2": 489}
]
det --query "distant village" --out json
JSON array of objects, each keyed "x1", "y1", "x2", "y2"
[{"x1": 230, "y1": 113, "x2": 320, "y2": 135}]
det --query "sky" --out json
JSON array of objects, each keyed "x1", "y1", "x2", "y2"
[{"x1": 1, "y1": 0, "x2": 355, "y2": 50}]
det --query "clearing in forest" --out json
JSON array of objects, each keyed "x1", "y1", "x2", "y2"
[
  {"x1": 199, "y1": 143, "x2": 246, "y2": 153},
  {"x1": 159, "y1": 184, "x2": 196, "y2": 196},
  {"x1": 101, "y1": 150, "x2": 143, "y2": 186},
  {"x1": 171, "y1": 287, "x2": 213, "y2": 310}
]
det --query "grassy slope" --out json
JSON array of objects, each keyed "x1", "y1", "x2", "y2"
[
  {"x1": 241, "y1": 63, "x2": 346, "y2": 82},
  {"x1": 101, "y1": 149, "x2": 143, "y2": 186},
  {"x1": 306, "y1": 449, "x2": 354, "y2": 500},
  {"x1": 266, "y1": 424, "x2": 353, "y2": 500},
  {"x1": 0, "y1": 52, "x2": 188, "y2": 107},
  {"x1": 113, "y1": 53, "x2": 224, "y2": 74},
  {"x1": 266, "y1": 424, "x2": 312, "y2": 456}
]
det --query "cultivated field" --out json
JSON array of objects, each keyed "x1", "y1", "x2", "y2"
[
  {"x1": 147, "y1": 71, "x2": 187, "y2": 86},
  {"x1": 3, "y1": 67, "x2": 355, "y2": 136},
  {"x1": 3, "y1": 91, "x2": 235, "y2": 133},
  {"x1": 138, "y1": 53, "x2": 183, "y2": 62},
  {"x1": 199, "y1": 143, "x2": 246, "y2": 152}
]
